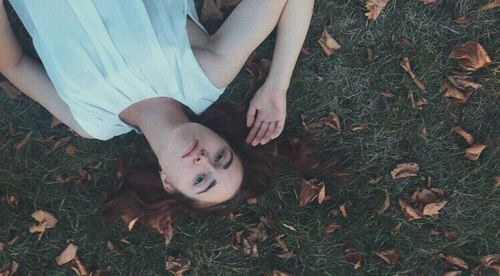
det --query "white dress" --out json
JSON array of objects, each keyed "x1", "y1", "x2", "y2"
[{"x1": 9, "y1": 0, "x2": 226, "y2": 140}]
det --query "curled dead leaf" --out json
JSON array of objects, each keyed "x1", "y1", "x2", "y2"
[
  {"x1": 401, "y1": 57, "x2": 426, "y2": 91},
  {"x1": 30, "y1": 210, "x2": 58, "y2": 240},
  {"x1": 298, "y1": 179, "x2": 326, "y2": 207},
  {"x1": 379, "y1": 91, "x2": 395, "y2": 98},
  {"x1": 440, "y1": 253, "x2": 469, "y2": 270},
  {"x1": 453, "y1": 16, "x2": 472, "y2": 28},
  {"x1": 378, "y1": 190, "x2": 391, "y2": 214},
  {"x1": 303, "y1": 112, "x2": 341, "y2": 133},
  {"x1": 71, "y1": 256, "x2": 88, "y2": 276},
  {"x1": 367, "y1": 48, "x2": 374, "y2": 61},
  {"x1": 481, "y1": 254, "x2": 500, "y2": 274},
  {"x1": 342, "y1": 247, "x2": 363, "y2": 270},
  {"x1": 106, "y1": 241, "x2": 124, "y2": 255},
  {"x1": 464, "y1": 144, "x2": 487, "y2": 161},
  {"x1": 165, "y1": 256, "x2": 191, "y2": 276},
  {"x1": 324, "y1": 222, "x2": 342, "y2": 235},
  {"x1": 318, "y1": 27, "x2": 341, "y2": 56},
  {"x1": 399, "y1": 199, "x2": 422, "y2": 220},
  {"x1": 390, "y1": 162, "x2": 420, "y2": 179},
  {"x1": 494, "y1": 176, "x2": 500, "y2": 188},
  {"x1": 449, "y1": 41, "x2": 491, "y2": 71},
  {"x1": 420, "y1": 0, "x2": 436, "y2": 4},
  {"x1": 352, "y1": 123, "x2": 369, "y2": 132},
  {"x1": 422, "y1": 200, "x2": 448, "y2": 216},
  {"x1": 390, "y1": 222, "x2": 401, "y2": 236},
  {"x1": 272, "y1": 270, "x2": 292, "y2": 276},
  {"x1": 374, "y1": 249, "x2": 399, "y2": 264},
  {"x1": 451, "y1": 127, "x2": 474, "y2": 145},
  {"x1": 365, "y1": 0, "x2": 390, "y2": 20},
  {"x1": 443, "y1": 271, "x2": 463, "y2": 276},
  {"x1": 55, "y1": 243, "x2": 78, "y2": 265}
]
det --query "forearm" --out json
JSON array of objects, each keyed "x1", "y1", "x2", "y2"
[
  {"x1": 0, "y1": 0, "x2": 24, "y2": 74},
  {"x1": 266, "y1": 0, "x2": 314, "y2": 90}
]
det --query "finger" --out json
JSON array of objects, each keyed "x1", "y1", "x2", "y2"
[
  {"x1": 246, "y1": 105, "x2": 257, "y2": 127},
  {"x1": 252, "y1": 122, "x2": 271, "y2": 146},
  {"x1": 271, "y1": 121, "x2": 284, "y2": 139},
  {"x1": 261, "y1": 121, "x2": 279, "y2": 144},
  {"x1": 246, "y1": 120, "x2": 263, "y2": 144}
]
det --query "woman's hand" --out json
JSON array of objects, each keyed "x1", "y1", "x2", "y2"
[{"x1": 245, "y1": 81, "x2": 287, "y2": 146}]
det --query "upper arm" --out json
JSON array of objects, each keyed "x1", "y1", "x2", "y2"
[{"x1": 3, "y1": 55, "x2": 94, "y2": 139}]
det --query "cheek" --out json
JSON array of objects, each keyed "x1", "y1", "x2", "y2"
[{"x1": 165, "y1": 163, "x2": 193, "y2": 193}]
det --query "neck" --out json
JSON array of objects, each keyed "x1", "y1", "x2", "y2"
[{"x1": 130, "y1": 98, "x2": 190, "y2": 165}]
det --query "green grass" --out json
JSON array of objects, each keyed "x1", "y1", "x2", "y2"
[{"x1": 1, "y1": 0, "x2": 499, "y2": 275}]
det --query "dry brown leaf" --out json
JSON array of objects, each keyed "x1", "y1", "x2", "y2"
[
  {"x1": 274, "y1": 235, "x2": 296, "y2": 259},
  {"x1": 13, "y1": 130, "x2": 33, "y2": 150},
  {"x1": 282, "y1": 224, "x2": 297, "y2": 232},
  {"x1": 318, "y1": 27, "x2": 341, "y2": 56},
  {"x1": 379, "y1": 91, "x2": 395, "y2": 98},
  {"x1": 200, "y1": 0, "x2": 224, "y2": 23},
  {"x1": 481, "y1": 254, "x2": 500, "y2": 274},
  {"x1": 4, "y1": 193, "x2": 18, "y2": 207},
  {"x1": 494, "y1": 176, "x2": 500, "y2": 188},
  {"x1": 352, "y1": 123, "x2": 369, "y2": 132},
  {"x1": 365, "y1": 0, "x2": 390, "y2": 20},
  {"x1": 464, "y1": 144, "x2": 487, "y2": 161},
  {"x1": 443, "y1": 271, "x2": 463, "y2": 276},
  {"x1": 339, "y1": 204, "x2": 348, "y2": 218},
  {"x1": 399, "y1": 199, "x2": 422, "y2": 220},
  {"x1": 378, "y1": 190, "x2": 391, "y2": 214},
  {"x1": 390, "y1": 222, "x2": 401, "y2": 235},
  {"x1": 443, "y1": 230, "x2": 458, "y2": 241},
  {"x1": 303, "y1": 112, "x2": 341, "y2": 132},
  {"x1": 451, "y1": 127, "x2": 474, "y2": 145},
  {"x1": 369, "y1": 176, "x2": 383, "y2": 184},
  {"x1": 0, "y1": 81, "x2": 23, "y2": 99},
  {"x1": 415, "y1": 98, "x2": 428, "y2": 108},
  {"x1": 390, "y1": 162, "x2": 420, "y2": 179},
  {"x1": 106, "y1": 241, "x2": 124, "y2": 255},
  {"x1": 55, "y1": 243, "x2": 78, "y2": 265},
  {"x1": 449, "y1": 41, "x2": 491, "y2": 71},
  {"x1": 478, "y1": 0, "x2": 500, "y2": 11},
  {"x1": 343, "y1": 247, "x2": 363, "y2": 270},
  {"x1": 30, "y1": 210, "x2": 58, "y2": 240},
  {"x1": 374, "y1": 249, "x2": 399, "y2": 264},
  {"x1": 324, "y1": 222, "x2": 341, "y2": 235},
  {"x1": 65, "y1": 145, "x2": 79, "y2": 156},
  {"x1": 447, "y1": 75, "x2": 481, "y2": 91},
  {"x1": 298, "y1": 179, "x2": 326, "y2": 207},
  {"x1": 367, "y1": 48, "x2": 374, "y2": 61},
  {"x1": 421, "y1": 0, "x2": 436, "y2": 4},
  {"x1": 71, "y1": 256, "x2": 88, "y2": 276},
  {"x1": 272, "y1": 270, "x2": 292, "y2": 276},
  {"x1": 422, "y1": 200, "x2": 448, "y2": 216},
  {"x1": 401, "y1": 57, "x2": 427, "y2": 91},
  {"x1": 440, "y1": 253, "x2": 469, "y2": 269},
  {"x1": 443, "y1": 81, "x2": 470, "y2": 104},
  {"x1": 165, "y1": 256, "x2": 191, "y2": 276},
  {"x1": 453, "y1": 16, "x2": 472, "y2": 27}
]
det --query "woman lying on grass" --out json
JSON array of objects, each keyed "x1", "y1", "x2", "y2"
[{"x1": 0, "y1": 0, "x2": 321, "y2": 231}]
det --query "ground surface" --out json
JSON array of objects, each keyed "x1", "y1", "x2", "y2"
[{"x1": 0, "y1": 0, "x2": 499, "y2": 275}]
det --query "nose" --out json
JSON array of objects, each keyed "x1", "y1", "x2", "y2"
[{"x1": 193, "y1": 149, "x2": 214, "y2": 168}]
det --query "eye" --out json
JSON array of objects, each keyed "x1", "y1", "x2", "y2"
[
  {"x1": 214, "y1": 150, "x2": 224, "y2": 162},
  {"x1": 194, "y1": 174, "x2": 205, "y2": 185}
]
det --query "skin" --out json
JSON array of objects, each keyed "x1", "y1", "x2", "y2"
[{"x1": 0, "y1": 0, "x2": 314, "y2": 204}]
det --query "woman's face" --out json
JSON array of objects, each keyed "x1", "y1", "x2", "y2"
[{"x1": 159, "y1": 122, "x2": 243, "y2": 205}]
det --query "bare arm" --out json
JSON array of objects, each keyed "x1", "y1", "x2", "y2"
[{"x1": 0, "y1": 1, "x2": 93, "y2": 139}]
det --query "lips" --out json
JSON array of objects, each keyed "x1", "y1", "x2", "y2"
[{"x1": 182, "y1": 139, "x2": 198, "y2": 158}]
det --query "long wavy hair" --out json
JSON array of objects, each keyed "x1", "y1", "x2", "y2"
[{"x1": 102, "y1": 101, "x2": 337, "y2": 236}]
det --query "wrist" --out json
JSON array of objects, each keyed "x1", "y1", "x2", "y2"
[{"x1": 264, "y1": 75, "x2": 290, "y2": 94}]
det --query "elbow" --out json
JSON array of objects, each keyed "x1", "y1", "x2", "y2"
[{"x1": 0, "y1": 51, "x2": 25, "y2": 76}]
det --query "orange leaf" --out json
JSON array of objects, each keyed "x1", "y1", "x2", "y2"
[
  {"x1": 365, "y1": 0, "x2": 390, "y2": 20},
  {"x1": 390, "y1": 162, "x2": 420, "y2": 179},
  {"x1": 374, "y1": 249, "x2": 399, "y2": 264},
  {"x1": 298, "y1": 179, "x2": 326, "y2": 207},
  {"x1": 464, "y1": 144, "x2": 487, "y2": 161},
  {"x1": 317, "y1": 27, "x2": 341, "y2": 56},
  {"x1": 451, "y1": 127, "x2": 475, "y2": 145},
  {"x1": 449, "y1": 41, "x2": 491, "y2": 71}
]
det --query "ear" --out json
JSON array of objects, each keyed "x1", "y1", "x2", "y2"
[{"x1": 159, "y1": 170, "x2": 174, "y2": 193}]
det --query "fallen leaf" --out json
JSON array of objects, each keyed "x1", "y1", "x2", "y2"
[
  {"x1": 71, "y1": 256, "x2": 88, "y2": 276},
  {"x1": 443, "y1": 230, "x2": 458, "y2": 241},
  {"x1": 339, "y1": 204, "x2": 348, "y2": 218},
  {"x1": 440, "y1": 253, "x2": 469, "y2": 270},
  {"x1": 127, "y1": 217, "x2": 140, "y2": 231},
  {"x1": 453, "y1": 16, "x2": 472, "y2": 27},
  {"x1": 365, "y1": 0, "x2": 390, "y2": 20},
  {"x1": 200, "y1": 0, "x2": 224, "y2": 23},
  {"x1": 374, "y1": 249, "x2": 399, "y2": 264},
  {"x1": 401, "y1": 57, "x2": 426, "y2": 91},
  {"x1": 55, "y1": 243, "x2": 78, "y2": 265},
  {"x1": 464, "y1": 144, "x2": 487, "y2": 161},
  {"x1": 421, "y1": 0, "x2": 436, "y2": 4},
  {"x1": 343, "y1": 247, "x2": 363, "y2": 270},
  {"x1": 449, "y1": 41, "x2": 491, "y2": 71},
  {"x1": 451, "y1": 127, "x2": 474, "y2": 145},
  {"x1": 390, "y1": 162, "x2": 420, "y2": 179},
  {"x1": 30, "y1": 210, "x2": 58, "y2": 240},
  {"x1": 4, "y1": 193, "x2": 18, "y2": 207},
  {"x1": 422, "y1": 200, "x2": 448, "y2": 216},
  {"x1": 399, "y1": 199, "x2": 422, "y2": 220},
  {"x1": 367, "y1": 48, "x2": 374, "y2": 61},
  {"x1": 324, "y1": 221, "x2": 341, "y2": 235},
  {"x1": 378, "y1": 190, "x2": 391, "y2": 214},
  {"x1": 481, "y1": 254, "x2": 500, "y2": 274},
  {"x1": 443, "y1": 81, "x2": 471, "y2": 104},
  {"x1": 369, "y1": 176, "x2": 383, "y2": 184},
  {"x1": 390, "y1": 222, "x2": 401, "y2": 235},
  {"x1": 303, "y1": 112, "x2": 341, "y2": 132},
  {"x1": 272, "y1": 270, "x2": 292, "y2": 276},
  {"x1": 282, "y1": 223, "x2": 297, "y2": 232},
  {"x1": 106, "y1": 241, "x2": 124, "y2": 255},
  {"x1": 13, "y1": 130, "x2": 33, "y2": 150},
  {"x1": 494, "y1": 176, "x2": 500, "y2": 188},
  {"x1": 165, "y1": 256, "x2": 191, "y2": 276},
  {"x1": 415, "y1": 97, "x2": 428, "y2": 108},
  {"x1": 379, "y1": 91, "x2": 395, "y2": 98},
  {"x1": 443, "y1": 271, "x2": 463, "y2": 276},
  {"x1": 447, "y1": 75, "x2": 481, "y2": 91},
  {"x1": 65, "y1": 145, "x2": 79, "y2": 156},
  {"x1": 352, "y1": 123, "x2": 369, "y2": 132},
  {"x1": 274, "y1": 235, "x2": 296, "y2": 259},
  {"x1": 317, "y1": 27, "x2": 341, "y2": 56},
  {"x1": 478, "y1": 0, "x2": 500, "y2": 11},
  {"x1": 298, "y1": 179, "x2": 326, "y2": 207}
]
